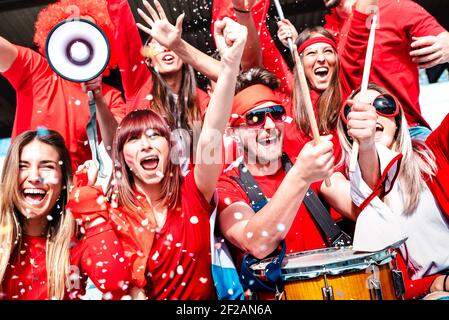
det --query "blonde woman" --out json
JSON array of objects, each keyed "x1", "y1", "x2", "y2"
[
  {"x1": 0, "y1": 130, "x2": 128, "y2": 300},
  {"x1": 338, "y1": 83, "x2": 449, "y2": 300}
]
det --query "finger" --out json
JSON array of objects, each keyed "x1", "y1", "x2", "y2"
[
  {"x1": 410, "y1": 36, "x2": 435, "y2": 48},
  {"x1": 154, "y1": 0, "x2": 167, "y2": 20},
  {"x1": 347, "y1": 119, "x2": 376, "y2": 130},
  {"x1": 175, "y1": 12, "x2": 185, "y2": 31},
  {"x1": 143, "y1": 0, "x2": 159, "y2": 22},
  {"x1": 410, "y1": 44, "x2": 439, "y2": 58},
  {"x1": 319, "y1": 134, "x2": 333, "y2": 141},
  {"x1": 418, "y1": 58, "x2": 441, "y2": 69},
  {"x1": 413, "y1": 51, "x2": 441, "y2": 64},
  {"x1": 137, "y1": 8, "x2": 154, "y2": 28},
  {"x1": 137, "y1": 22, "x2": 153, "y2": 37}
]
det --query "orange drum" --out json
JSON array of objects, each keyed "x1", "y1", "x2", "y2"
[{"x1": 250, "y1": 246, "x2": 404, "y2": 300}]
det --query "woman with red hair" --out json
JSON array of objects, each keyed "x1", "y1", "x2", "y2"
[
  {"x1": 0, "y1": 0, "x2": 126, "y2": 170},
  {"x1": 67, "y1": 18, "x2": 248, "y2": 299}
]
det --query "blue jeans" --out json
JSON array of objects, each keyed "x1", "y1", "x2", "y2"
[{"x1": 409, "y1": 125, "x2": 432, "y2": 141}]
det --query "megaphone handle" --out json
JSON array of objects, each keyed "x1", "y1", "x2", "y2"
[{"x1": 86, "y1": 91, "x2": 107, "y2": 178}]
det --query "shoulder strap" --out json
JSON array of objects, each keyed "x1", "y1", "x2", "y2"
[{"x1": 281, "y1": 153, "x2": 352, "y2": 247}]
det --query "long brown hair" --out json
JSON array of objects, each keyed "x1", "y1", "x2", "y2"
[
  {"x1": 294, "y1": 27, "x2": 342, "y2": 136},
  {"x1": 143, "y1": 37, "x2": 203, "y2": 137},
  {"x1": 0, "y1": 130, "x2": 75, "y2": 299},
  {"x1": 109, "y1": 109, "x2": 182, "y2": 213}
]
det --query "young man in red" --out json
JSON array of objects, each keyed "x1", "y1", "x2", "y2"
[
  {"x1": 216, "y1": 74, "x2": 354, "y2": 277},
  {"x1": 324, "y1": 0, "x2": 449, "y2": 139},
  {"x1": 0, "y1": 0, "x2": 126, "y2": 169}
]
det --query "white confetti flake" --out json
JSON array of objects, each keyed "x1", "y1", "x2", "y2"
[
  {"x1": 199, "y1": 277, "x2": 208, "y2": 284},
  {"x1": 46, "y1": 215, "x2": 53, "y2": 221},
  {"x1": 227, "y1": 289, "x2": 234, "y2": 295},
  {"x1": 151, "y1": 251, "x2": 159, "y2": 261},
  {"x1": 277, "y1": 223, "x2": 286, "y2": 232},
  {"x1": 176, "y1": 265, "x2": 184, "y2": 275},
  {"x1": 233, "y1": 212, "x2": 243, "y2": 220},
  {"x1": 190, "y1": 216, "x2": 199, "y2": 224},
  {"x1": 261, "y1": 230, "x2": 269, "y2": 237},
  {"x1": 74, "y1": 100, "x2": 81, "y2": 106},
  {"x1": 246, "y1": 232, "x2": 253, "y2": 239},
  {"x1": 141, "y1": 218, "x2": 149, "y2": 227}
]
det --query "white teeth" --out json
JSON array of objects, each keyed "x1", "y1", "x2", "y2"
[{"x1": 23, "y1": 189, "x2": 46, "y2": 195}]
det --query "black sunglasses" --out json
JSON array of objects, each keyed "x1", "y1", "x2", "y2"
[
  {"x1": 341, "y1": 94, "x2": 399, "y2": 125},
  {"x1": 241, "y1": 105, "x2": 286, "y2": 127}
]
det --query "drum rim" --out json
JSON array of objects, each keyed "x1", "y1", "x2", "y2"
[{"x1": 251, "y1": 246, "x2": 394, "y2": 281}]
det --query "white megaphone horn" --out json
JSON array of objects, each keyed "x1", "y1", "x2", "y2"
[{"x1": 45, "y1": 18, "x2": 110, "y2": 82}]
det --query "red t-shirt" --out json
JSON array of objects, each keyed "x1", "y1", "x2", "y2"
[
  {"x1": 217, "y1": 163, "x2": 327, "y2": 269},
  {"x1": 1, "y1": 46, "x2": 126, "y2": 169},
  {"x1": 1, "y1": 223, "x2": 129, "y2": 300},
  {"x1": 325, "y1": 0, "x2": 445, "y2": 128}
]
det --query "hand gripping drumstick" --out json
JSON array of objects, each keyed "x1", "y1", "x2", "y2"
[
  {"x1": 273, "y1": 0, "x2": 331, "y2": 187},
  {"x1": 349, "y1": 14, "x2": 378, "y2": 172}
]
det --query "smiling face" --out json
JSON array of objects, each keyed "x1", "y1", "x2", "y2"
[
  {"x1": 16, "y1": 140, "x2": 63, "y2": 220},
  {"x1": 302, "y1": 39, "x2": 337, "y2": 92},
  {"x1": 235, "y1": 102, "x2": 285, "y2": 164},
  {"x1": 123, "y1": 129, "x2": 170, "y2": 188},
  {"x1": 353, "y1": 89, "x2": 398, "y2": 149},
  {"x1": 146, "y1": 39, "x2": 183, "y2": 75}
]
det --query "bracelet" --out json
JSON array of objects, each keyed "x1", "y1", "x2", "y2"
[
  {"x1": 234, "y1": 7, "x2": 250, "y2": 13},
  {"x1": 444, "y1": 274, "x2": 449, "y2": 291}
]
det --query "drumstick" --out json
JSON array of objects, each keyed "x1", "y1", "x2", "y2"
[
  {"x1": 273, "y1": 0, "x2": 331, "y2": 187},
  {"x1": 349, "y1": 14, "x2": 378, "y2": 172}
]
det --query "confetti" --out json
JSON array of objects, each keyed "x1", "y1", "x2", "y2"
[{"x1": 190, "y1": 216, "x2": 199, "y2": 224}]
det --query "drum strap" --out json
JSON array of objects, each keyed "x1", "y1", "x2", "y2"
[{"x1": 280, "y1": 153, "x2": 352, "y2": 247}]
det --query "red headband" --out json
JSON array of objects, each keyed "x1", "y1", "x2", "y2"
[
  {"x1": 230, "y1": 84, "x2": 282, "y2": 127},
  {"x1": 297, "y1": 36, "x2": 337, "y2": 55}
]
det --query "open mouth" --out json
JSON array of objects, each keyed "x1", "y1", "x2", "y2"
[
  {"x1": 314, "y1": 67, "x2": 329, "y2": 79},
  {"x1": 162, "y1": 54, "x2": 175, "y2": 63},
  {"x1": 22, "y1": 188, "x2": 47, "y2": 205},
  {"x1": 140, "y1": 156, "x2": 160, "y2": 171},
  {"x1": 258, "y1": 135, "x2": 279, "y2": 146},
  {"x1": 375, "y1": 123, "x2": 384, "y2": 132}
]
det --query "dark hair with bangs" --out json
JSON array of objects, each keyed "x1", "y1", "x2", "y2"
[{"x1": 109, "y1": 109, "x2": 182, "y2": 212}]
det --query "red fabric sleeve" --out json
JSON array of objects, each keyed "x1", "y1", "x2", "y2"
[
  {"x1": 339, "y1": 10, "x2": 370, "y2": 100},
  {"x1": 402, "y1": 0, "x2": 445, "y2": 38},
  {"x1": 216, "y1": 170, "x2": 249, "y2": 214},
  {"x1": 71, "y1": 222, "x2": 130, "y2": 296},
  {"x1": 107, "y1": 0, "x2": 151, "y2": 103},
  {"x1": 103, "y1": 84, "x2": 127, "y2": 123},
  {"x1": 1, "y1": 45, "x2": 50, "y2": 90},
  {"x1": 211, "y1": 0, "x2": 293, "y2": 95},
  {"x1": 395, "y1": 249, "x2": 440, "y2": 299}
]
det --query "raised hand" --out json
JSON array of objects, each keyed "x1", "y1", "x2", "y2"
[
  {"x1": 136, "y1": 0, "x2": 184, "y2": 50},
  {"x1": 214, "y1": 17, "x2": 248, "y2": 68},
  {"x1": 81, "y1": 75, "x2": 103, "y2": 100},
  {"x1": 277, "y1": 19, "x2": 298, "y2": 48},
  {"x1": 345, "y1": 99, "x2": 377, "y2": 151}
]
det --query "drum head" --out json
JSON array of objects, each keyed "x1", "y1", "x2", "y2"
[{"x1": 250, "y1": 246, "x2": 394, "y2": 281}]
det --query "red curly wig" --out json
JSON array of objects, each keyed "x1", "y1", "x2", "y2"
[{"x1": 33, "y1": 0, "x2": 118, "y2": 71}]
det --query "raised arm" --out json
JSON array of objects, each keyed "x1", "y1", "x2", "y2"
[
  {"x1": 193, "y1": 18, "x2": 247, "y2": 202},
  {"x1": 410, "y1": 31, "x2": 449, "y2": 69},
  {"x1": 0, "y1": 35, "x2": 18, "y2": 72},
  {"x1": 137, "y1": 0, "x2": 221, "y2": 82},
  {"x1": 231, "y1": 0, "x2": 262, "y2": 69},
  {"x1": 219, "y1": 136, "x2": 335, "y2": 259}
]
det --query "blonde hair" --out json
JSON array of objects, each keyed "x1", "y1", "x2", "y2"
[
  {"x1": 337, "y1": 83, "x2": 437, "y2": 214},
  {"x1": 0, "y1": 130, "x2": 75, "y2": 299}
]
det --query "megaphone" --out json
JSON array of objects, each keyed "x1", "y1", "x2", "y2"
[{"x1": 45, "y1": 18, "x2": 110, "y2": 82}]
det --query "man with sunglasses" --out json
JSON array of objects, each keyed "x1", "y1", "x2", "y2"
[{"x1": 216, "y1": 76, "x2": 354, "y2": 291}]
